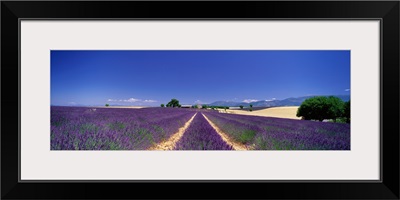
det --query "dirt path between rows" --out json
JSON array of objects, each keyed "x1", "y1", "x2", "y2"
[
  {"x1": 202, "y1": 113, "x2": 248, "y2": 150},
  {"x1": 149, "y1": 113, "x2": 197, "y2": 150}
]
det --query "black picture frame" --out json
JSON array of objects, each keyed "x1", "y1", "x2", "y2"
[{"x1": 2, "y1": 1, "x2": 399, "y2": 199}]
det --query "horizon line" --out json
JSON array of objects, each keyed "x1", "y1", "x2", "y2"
[{"x1": 52, "y1": 93, "x2": 350, "y2": 107}]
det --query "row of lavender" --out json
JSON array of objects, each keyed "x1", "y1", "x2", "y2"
[
  {"x1": 174, "y1": 113, "x2": 233, "y2": 150},
  {"x1": 51, "y1": 106, "x2": 196, "y2": 150},
  {"x1": 203, "y1": 112, "x2": 350, "y2": 150}
]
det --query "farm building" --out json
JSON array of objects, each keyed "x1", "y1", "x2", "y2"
[
  {"x1": 180, "y1": 105, "x2": 192, "y2": 108},
  {"x1": 229, "y1": 107, "x2": 241, "y2": 110}
]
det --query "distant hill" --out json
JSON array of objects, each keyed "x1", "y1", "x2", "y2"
[
  {"x1": 208, "y1": 95, "x2": 350, "y2": 107},
  {"x1": 207, "y1": 101, "x2": 240, "y2": 107}
]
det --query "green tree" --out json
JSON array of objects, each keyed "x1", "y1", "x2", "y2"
[
  {"x1": 297, "y1": 96, "x2": 327, "y2": 121},
  {"x1": 166, "y1": 98, "x2": 180, "y2": 108},
  {"x1": 343, "y1": 100, "x2": 350, "y2": 123},
  {"x1": 224, "y1": 106, "x2": 229, "y2": 111},
  {"x1": 161, "y1": 104, "x2": 165, "y2": 107},
  {"x1": 326, "y1": 96, "x2": 345, "y2": 122},
  {"x1": 250, "y1": 104, "x2": 253, "y2": 108},
  {"x1": 202, "y1": 105, "x2": 208, "y2": 109},
  {"x1": 296, "y1": 96, "x2": 344, "y2": 122},
  {"x1": 105, "y1": 104, "x2": 109, "y2": 107},
  {"x1": 240, "y1": 105, "x2": 243, "y2": 109}
]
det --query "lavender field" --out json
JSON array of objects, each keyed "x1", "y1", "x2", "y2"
[
  {"x1": 203, "y1": 112, "x2": 350, "y2": 150},
  {"x1": 51, "y1": 106, "x2": 350, "y2": 150},
  {"x1": 51, "y1": 106, "x2": 195, "y2": 150},
  {"x1": 174, "y1": 114, "x2": 233, "y2": 150}
]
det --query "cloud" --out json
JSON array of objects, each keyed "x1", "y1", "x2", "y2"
[
  {"x1": 194, "y1": 100, "x2": 203, "y2": 104},
  {"x1": 108, "y1": 98, "x2": 141, "y2": 103},
  {"x1": 265, "y1": 98, "x2": 276, "y2": 102},
  {"x1": 108, "y1": 98, "x2": 157, "y2": 103},
  {"x1": 123, "y1": 98, "x2": 141, "y2": 102},
  {"x1": 143, "y1": 100, "x2": 157, "y2": 103},
  {"x1": 194, "y1": 100, "x2": 210, "y2": 105},
  {"x1": 345, "y1": 89, "x2": 350, "y2": 92},
  {"x1": 68, "y1": 102, "x2": 77, "y2": 105},
  {"x1": 243, "y1": 99, "x2": 258, "y2": 103}
]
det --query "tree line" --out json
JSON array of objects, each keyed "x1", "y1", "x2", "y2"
[{"x1": 161, "y1": 98, "x2": 181, "y2": 108}]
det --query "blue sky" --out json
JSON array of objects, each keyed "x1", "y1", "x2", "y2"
[{"x1": 51, "y1": 50, "x2": 350, "y2": 106}]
